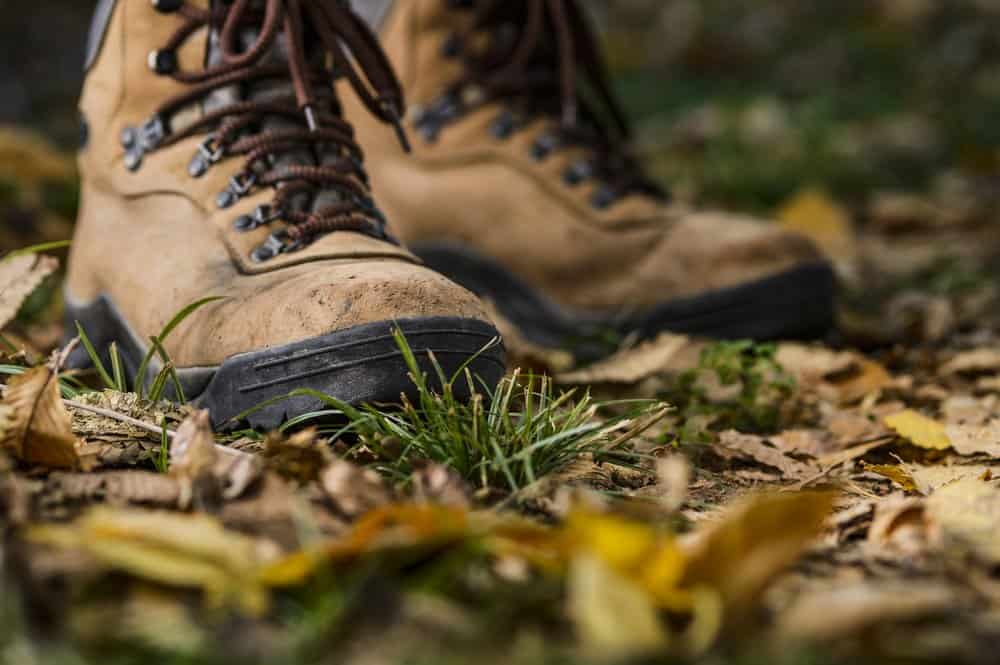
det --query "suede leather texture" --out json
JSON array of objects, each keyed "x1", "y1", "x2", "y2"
[
  {"x1": 68, "y1": 0, "x2": 491, "y2": 368},
  {"x1": 341, "y1": 0, "x2": 826, "y2": 313}
]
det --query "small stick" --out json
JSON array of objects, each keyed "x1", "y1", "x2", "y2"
[{"x1": 65, "y1": 399, "x2": 177, "y2": 439}]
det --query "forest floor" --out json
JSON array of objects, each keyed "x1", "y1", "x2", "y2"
[{"x1": 3, "y1": 3, "x2": 1000, "y2": 663}]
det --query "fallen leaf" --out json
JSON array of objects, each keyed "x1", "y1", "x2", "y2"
[
  {"x1": 925, "y1": 477, "x2": 1000, "y2": 564},
  {"x1": 776, "y1": 189, "x2": 856, "y2": 263},
  {"x1": 558, "y1": 334, "x2": 694, "y2": 385},
  {"x1": 862, "y1": 463, "x2": 917, "y2": 492},
  {"x1": 884, "y1": 409, "x2": 951, "y2": 450},
  {"x1": 681, "y1": 491, "x2": 836, "y2": 614},
  {"x1": 0, "y1": 253, "x2": 58, "y2": 331},
  {"x1": 655, "y1": 455, "x2": 690, "y2": 513},
  {"x1": 568, "y1": 553, "x2": 668, "y2": 658},
  {"x1": 909, "y1": 465, "x2": 992, "y2": 495},
  {"x1": 169, "y1": 410, "x2": 219, "y2": 509},
  {"x1": 777, "y1": 582, "x2": 958, "y2": 643},
  {"x1": 410, "y1": 462, "x2": 471, "y2": 507},
  {"x1": 945, "y1": 420, "x2": 1000, "y2": 458},
  {"x1": 714, "y1": 430, "x2": 817, "y2": 479},
  {"x1": 940, "y1": 348, "x2": 1000, "y2": 377},
  {"x1": 261, "y1": 428, "x2": 332, "y2": 484},
  {"x1": 28, "y1": 507, "x2": 280, "y2": 613},
  {"x1": 46, "y1": 471, "x2": 181, "y2": 508},
  {"x1": 320, "y1": 459, "x2": 393, "y2": 518},
  {"x1": 0, "y1": 363, "x2": 80, "y2": 469},
  {"x1": 866, "y1": 496, "x2": 928, "y2": 560}
]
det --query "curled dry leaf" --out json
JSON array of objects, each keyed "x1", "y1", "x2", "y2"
[
  {"x1": 169, "y1": 410, "x2": 219, "y2": 509},
  {"x1": 558, "y1": 333, "x2": 695, "y2": 386},
  {"x1": 0, "y1": 253, "x2": 58, "y2": 332},
  {"x1": 0, "y1": 364, "x2": 81, "y2": 469},
  {"x1": 866, "y1": 496, "x2": 929, "y2": 560},
  {"x1": 261, "y1": 427, "x2": 332, "y2": 484},
  {"x1": 713, "y1": 430, "x2": 817, "y2": 479},
  {"x1": 410, "y1": 462, "x2": 471, "y2": 507},
  {"x1": 940, "y1": 348, "x2": 1000, "y2": 377},
  {"x1": 320, "y1": 459, "x2": 393, "y2": 518}
]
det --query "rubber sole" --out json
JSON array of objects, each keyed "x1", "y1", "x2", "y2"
[
  {"x1": 65, "y1": 294, "x2": 507, "y2": 430},
  {"x1": 413, "y1": 243, "x2": 837, "y2": 361}
]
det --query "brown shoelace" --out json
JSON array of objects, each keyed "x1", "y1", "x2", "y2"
[
  {"x1": 415, "y1": 0, "x2": 665, "y2": 210},
  {"x1": 122, "y1": 0, "x2": 410, "y2": 262}
]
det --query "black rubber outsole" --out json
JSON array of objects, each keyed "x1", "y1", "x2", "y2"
[
  {"x1": 413, "y1": 243, "x2": 837, "y2": 361},
  {"x1": 65, "y1": 294, "x2": 507, "y2": 430}
]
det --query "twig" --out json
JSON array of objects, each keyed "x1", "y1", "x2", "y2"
[
  {"x1": 64, "y1": 398, "x2": 254, "y2": 461},
  {"x1": 65, "y1": 399, "x2": 177, "y2": 440}
]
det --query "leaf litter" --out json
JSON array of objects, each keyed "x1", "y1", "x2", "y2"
[{"x1": 4, "y1": 200, "x2": 1000, "y2": 663}]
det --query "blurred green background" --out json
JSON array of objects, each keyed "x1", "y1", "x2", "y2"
[{"x1": 3, "y1": 0, "x2": 1000, "y2": 242}]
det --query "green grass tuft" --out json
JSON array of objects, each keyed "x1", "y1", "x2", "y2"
[{"x1": 267, "y1": 328, "x2": 667, "y2": 492}]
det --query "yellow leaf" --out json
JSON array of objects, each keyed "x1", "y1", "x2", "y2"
[
  {"x1": 681, "y1": 491, "x2": 836, "y2": 613},
  {"x1": 0, "y1": 364, "x2": 80, "y2": 469},
  {"x1": 564, "y1": 510, "x2": 689, "y2": 611},
  {"x1": 568, "y1": 554, "x2": 668, "y2": 658},
  {"x1": 28, "y1": 507, "x2": 276, "y2": 614},
  {"x1": 862, "y1": 463, "x2": 917, "y2": 492},
  {"x1": 884, "y1": 410, "x2": 951, "y2": 450},
  {"x1": 776, "y1": 189, "x2": 855, "y2": 261}
]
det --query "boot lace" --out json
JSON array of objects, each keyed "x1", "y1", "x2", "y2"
[
  {"x1": 122, "y1": 0, "x2": 411, "y2": 262},
  {"x1": 414, "y1": 0, "x2": 666, "y2": 210}
]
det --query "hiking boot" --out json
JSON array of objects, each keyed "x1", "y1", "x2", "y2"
[
  {"x1": 67, "y1": 0, "x2": 505, "y2": 428},
  {"x1": 345, "y1": 0, "x2": 836, "y2": 359}
]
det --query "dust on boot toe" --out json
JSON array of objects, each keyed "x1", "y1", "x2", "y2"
[{"x1": 67, "y1": 0, "x2": 505, "y2": 427}]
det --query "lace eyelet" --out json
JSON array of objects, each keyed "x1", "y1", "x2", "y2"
[
  {"x1": 530, "y1": 135, "x2": 559, "y2": 161},
  {"x1": 121, "y1": 115, "x2": 167, "y2": 172},
  {"x1": 151, "y1": 0, "x2": 182, "y2": 13},
  {"x1": 188, "y1": 137, "x2": 225, "y2": 178},
  {"x1": 490, "y1": 111, "x2": 517, "y2": 140},
  {"x1": 441, "y1": 34, "x2": 463, "y2": 58},
  {"x1": 217, "y1": 172, "x2": 257, "y2": 209},
  {"x1": 251, "y1": 230, "x2": 300, "y2": 263},
  {"x1": 147, "y1": 49, "x2": 178, "y2": 75},
  {"x1": 590, "y1": 186, "x2": 617, "y2": 210},
  {"x1": 234, "y1": 204, "x2": 280, "y2": 232}
]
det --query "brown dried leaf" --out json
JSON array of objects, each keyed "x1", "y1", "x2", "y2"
[
  {"x1": 0, "y1": 254, "x2": 58, "y2": 331},
  {"x1": 0, "y1": 364, "x2": 80, "y2": 469},
  {"x1": 926, "y1": 477, "x2": 1000, "y2": 564},
  {"x1": 261, "y1": 427, "x2": 332, "y2": 484},
  {"x1": 714, "y1": 430, "x2": 817, "y2": 479},
  {"x1": 940, "y1": 348, "x2": 1000, "y2": 377},
  {"x1": 410, "y1": 462, "x2": 471, "y2": 507},
  {"x1": 558, "y1": 334, "x2": 694, "y2": 385},
  {"x1": 169, "y1": 410, "x2": 219, "y2": 509},
  {"x1": 945, "y1": 420, "x2": 1000, "y2": 458},
  {"x1": 909, "y1": 464, "x2": 992, "y2": 496},
  {"x1": 46, "y1": 471, "x2": 181, "y2": 508},
  {"x1": 866, "y1": 496, "x2": 928, "y2": 559},
  {"x1": 320, "y1": 459, "x2": 393, "y2": 518}
]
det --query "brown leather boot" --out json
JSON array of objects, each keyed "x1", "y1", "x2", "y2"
[
  {"x1": 67, "y1": 0, "x2": 505, "y2": 428},
  {"x1": 345, "y1": 0, "x2": 836, "y2": 359}
]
